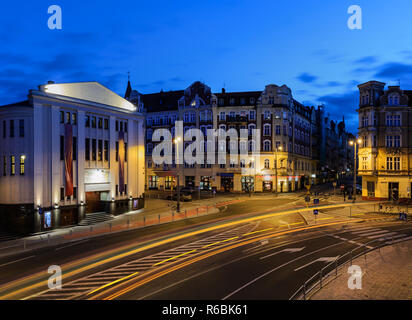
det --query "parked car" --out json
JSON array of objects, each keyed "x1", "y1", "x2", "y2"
[{"x1": 166, "y1": 192, "x2": 192, "y2": 202}]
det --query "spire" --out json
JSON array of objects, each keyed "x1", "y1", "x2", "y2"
[{"x1": 124, "y1": 71, "x2": 132, "y2": 99}]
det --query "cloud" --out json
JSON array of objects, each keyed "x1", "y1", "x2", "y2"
[
  {"x1": 354, "y1": 56, "x2": 378, "y2": 64},
  {"x1": 296, "y1": 72, "x2": 317, "y2": 83},
  {"x1": 374, "y1": 62, "x2": 412, "y2": 79}
]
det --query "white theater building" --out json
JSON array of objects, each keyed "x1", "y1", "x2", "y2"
[{"x1": 0, "y1": 81, "x2": 145, "y2": 233}]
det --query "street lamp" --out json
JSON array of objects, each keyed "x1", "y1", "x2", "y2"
[
  {"x1": 174, "y1": 137, "x2": 181, "y2": 212},
  {"x1": 349, "y1": 138, "x2": 362, "y2": 202},
  {"x1": 275, "y1": 145, "x2": 283, "y2": 196}
]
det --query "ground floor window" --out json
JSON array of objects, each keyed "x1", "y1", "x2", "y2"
[
  {"x1": 148, "y1": 175, "x2": 159, "y2": 189},
  {"x1": 165, "y1": 176, "x2": 174, "y2": 190},
  {"x1": 367, "y1": 181, "x2": 375, "y2": 197},
  {"x1": 221, "y1": 177, "x2": 233, "y2": 191},
  {"x1": 200, "y1": 176, "x2": 212, "y2": 190},
  {"x1": 241, "y1": 176, "x2": 254, "y2": 192},
  {"x1": 263, "y1": 180, "x2": 273, "y2": 192},
  {"x1": 185, "y1": 176, "x2": 195, "y2": 188}
]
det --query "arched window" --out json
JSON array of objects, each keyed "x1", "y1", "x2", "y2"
[
  {"x1": 248, "y1": 140, "x2": 256, "y2": 152},
  {"x1": 263, "y1": 140, "x2": 271, "y2": 151},
  {"x1": 240, "y1": 140, "x2": 247, "y2": 151},
  {"x1": 264, "y1": 159, "x2": 270, "y2": 169},
  {"x1": 263, "y1": 124, "x2": 271, "y2": 136},
  {"x1": 248, "y1": 124, "x2": 256, "y2": 136}
]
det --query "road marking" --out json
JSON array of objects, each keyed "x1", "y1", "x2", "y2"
[
  {"x1": 260, "y1": 247, "x2": 305, "y2": 260},
  {"x1": 294, "y1": 257, "x2": 338, "y2": 272},
  {"x1": 317, "y1": 217, "x2": 333, "y2": 221},
  {"x1": 242, "y1": 228, "x2": 273, "y2": 236},
  {"x1": 86, "y1": 271, "x2": 140, "y2": 296},
  {"x1": 0, "y1": 255, "x2": 35, "y2": 268},
  {"x1": 351, "y1": 228, "x2": 381, "y2": 234},
  {"x1": 357, "y1": 230, "x2": 388, "y2": 237},
  {"x1": 378, "y1": 234, "x2": 405, "y2": 241},
  {"x1": 368, "y1": 232, "x2": 398, "y2": 239},
  {"x1": 279, "y1": 220, "x2": 290, "y2": 229},
  {"x1": 201, "y1": 237, "x2": 239, "y2": 249},
  {"x1": 153, "y1": 249, "x2": 197, "y2": 266}
]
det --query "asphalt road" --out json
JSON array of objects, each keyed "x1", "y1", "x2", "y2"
[{"x1": 0, "y1": 190, "x2": 406, "y2": 300}]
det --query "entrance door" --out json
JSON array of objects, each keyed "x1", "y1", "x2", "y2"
[
  {"x1": 221, "y1": 177, "x2": 233, "y2": 192},
  {"x1": 85, "y1": 192, "x2": 104, "y2": 213},
  {"x1": 263, "y1": 181, "x2": 273, "y2": 192},
  {"x1": 388, "y1": 182, "x2": 399, "y2": 201}
]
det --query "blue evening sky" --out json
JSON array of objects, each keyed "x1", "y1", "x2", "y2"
[{"x1": 1, "y1": 0, "x2": 412, "y2": 132}]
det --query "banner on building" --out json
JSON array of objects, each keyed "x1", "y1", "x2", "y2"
[
  {"x1": 64, "y1": 123, "x2": 74, "y2": 196},
  {"x1": 119, "y1": 131, "x2": 125, "y2": 194}
]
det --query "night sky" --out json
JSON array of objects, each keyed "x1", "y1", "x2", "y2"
[{"x1": 1, "y1": 0, "x2": 412, "y2": 132}]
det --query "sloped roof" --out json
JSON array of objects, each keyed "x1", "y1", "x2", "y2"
[
  {"x1": 141, "y1": 90, "x2": 184, "y2": 112},
  {"x1": 0, "y1": 100, "x2": 31, "y2": 108}
]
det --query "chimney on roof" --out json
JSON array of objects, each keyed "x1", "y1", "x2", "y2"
[
  {"x1": 222, "y1": 88, "x2": 225, "y2": 94},
  {"x1": 47, "y1": 81, "x2": 55, "y2": 84}
]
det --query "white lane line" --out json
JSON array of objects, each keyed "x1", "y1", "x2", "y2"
[
  {"x1": 0, "y1": 255, "x2": 35, "y2": 268},
  {"x1": 368, "y1": 232, "x2": 398, "y2": 239},
  {"x1": 260, "y1": 247, "x2": 305, "y2": 260},
  {"x1": 388, "y1": 235, "x2": 412, "y2": 244},
  {"x1": 356, "y1": 230, "x2": 388, "y2": 237},
  {"x1": 294, "y1": 257, "x2": 338, "y2": 272},
  {"x1": 351, "y1": 228, "x2": 381, "y2": 234},
  {"x1": 378, "y1": 234, "x2": 405, "y2": 241},
  {"x1": 223, "y1": 241, "x2": 347, "y2": 300}
]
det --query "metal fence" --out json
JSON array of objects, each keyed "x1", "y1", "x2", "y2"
[{"x1": 289, "y1": 235, "x2": 408, "y2": 300}]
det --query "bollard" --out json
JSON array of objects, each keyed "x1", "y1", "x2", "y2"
[
  {"x1": 158, "y1": 214, "x2": 160, "y2": 223},
  {"x1": 70, "y1": 228, "x2": 73, "y2": 236},
  {"x1": 90, "y1": 226, "x2": 93, "y2": 233},
  {"x1": 143, "y1": 216, "x2": 146, "y2": 226},
  {"x1": 172, "y1": 212, "x2": 174, "y2": 221},
  {"x1": 48, "y1": 234, "x2": 50, "y2": 244},
  {"x1": 109, "y1": 222, "x2": 112, "y2": 232},
  {"x1": 127, "y1": 219, "x2": 130, "y2": 228}
]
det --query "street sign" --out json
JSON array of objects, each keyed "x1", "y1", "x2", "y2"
[
  {"x1": 313, "y1": 209, "x2": 318, "y2": 215},
  {"x1": 314, "y1": 198, "x2": 319, "y2": 205}
]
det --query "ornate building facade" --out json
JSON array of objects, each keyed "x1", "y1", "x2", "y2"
[
  {"x1": 358, "y1": 80, "x2": 412, "y2": 201},
  {"x1": 126, "y1": 81, "x2": 334, "y2": 193}
]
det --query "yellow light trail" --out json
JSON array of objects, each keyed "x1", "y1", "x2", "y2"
[
  {"x1": 0, "y1": 201, "x2": 381, "y2": 300},
  {"x1": 95, "y1": 217, "x2": 374, "y2": 300},
  {"x1": 86, "y1": 271, "x2": 139, "y2": 296}
]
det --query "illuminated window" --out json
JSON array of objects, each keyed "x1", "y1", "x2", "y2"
[
  {"x1": 20, "y1": 155, "x2": 25, "y2": 175},
  {"x1": 10, "y1": 156, "x2": 15, "y2": 175}
]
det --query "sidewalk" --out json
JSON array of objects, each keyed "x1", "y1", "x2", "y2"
[{"x1": 311, "y1": 239, "x2": 412, "y2": 300}]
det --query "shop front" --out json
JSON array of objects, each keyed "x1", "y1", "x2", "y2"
[
  {"x1": 220, "y1": 173, "x2": 234, "y2": 192},
  {"x1": 200, "y1": 176, "x2": 212, "y2": 190}
]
